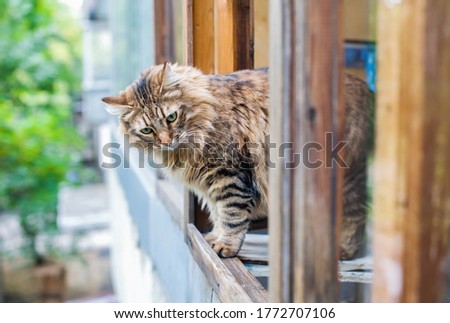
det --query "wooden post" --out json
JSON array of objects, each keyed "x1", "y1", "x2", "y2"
[
  {"x1": 154, "y1": 0, "x2": 176, "y2": 64},
  {"x1": 216, "y1": 0, "x2": 254, "y2": 73},
  {"x1": 268, "y1": 0, "x2": 294, "y2": 302},
  {"x1": 182, "y1": 0, "x2": 193, "y2": 65},
  {"x1": 372, "y1": 0, "x2": 450, "y2": 302},
  {"x1": 269, "y1": 0, "x2": 344, "y2": 302},
  {"x1": 192, "y1": 0, "x2": 215, "y2": 72},
  {"x1": 183, "y1": 0, "x2": 215, "y2": 72}
]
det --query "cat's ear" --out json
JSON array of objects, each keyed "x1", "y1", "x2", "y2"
[
  {"x1": 102, "y1": 92, "x2": 130, "y2": 115},
  {"x1": 158, "y1": 62, "x2": 182, "y2": 93},
  {"x1": 158, "y1": 62, "x2": 170, "y2": 94}
]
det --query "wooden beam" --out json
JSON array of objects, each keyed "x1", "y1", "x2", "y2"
[
  {"x1": 268, "y1": 0, "x2": 293, "y2": 302},
  {"x1": 269, "y1": 0, "x2": 344, "y2": 302},
  {"x1": 216, "y1": 0, "x2": 235, "y2": 73},
  {"x1": 183, "y1": 0, "x2": 215, "y2": 72},
  {"x1": 216, "y1": 0, "x2": 254, "y2": 73},
  {"x1": 182, "y1": 0, "x2": 193, "y2": 65},
  {"x1": 372, "y1": 0, "x2": 450, "y2": 302},
  {"x1": 234, "y1": 0, "x2": 254, "y2": 70},
  {"x1": 154, "y1": 0, "x2": 176, "y2": 64},
  {"x1": 192, "y1": 0, "x2": 215, "y2": 72}
]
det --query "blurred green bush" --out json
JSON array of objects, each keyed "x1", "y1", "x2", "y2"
[{"x1": 0, "y1": 0, "x2": 83, "y2": 263}]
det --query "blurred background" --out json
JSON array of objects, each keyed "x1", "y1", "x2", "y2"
[
  {"x1": 0, "y1": 0, "x2": 192, "y2": 303},
  {"x1": 0, "y1": 0, "x2": 114, "y2": 302}
]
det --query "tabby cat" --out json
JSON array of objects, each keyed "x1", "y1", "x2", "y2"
[{"x1": 102, "y1": 63, "x2": 371, "y2": 259}]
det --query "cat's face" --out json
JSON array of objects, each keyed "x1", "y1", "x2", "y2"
[
  {"x1": 118, "y1": 98, "x2": 188, "y2": 151},
  {"x1": 102, "y1": 63, "x2": 218, "y2": 151}
]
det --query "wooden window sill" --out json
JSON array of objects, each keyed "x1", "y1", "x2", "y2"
[
  {"x1": 186, "y1": 224, "x2": 268, "y2": 302},
  {"x1": 154, "y1": 177, "x2": 269, "y2": 302}
]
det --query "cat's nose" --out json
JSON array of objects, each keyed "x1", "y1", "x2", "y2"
[{"x1": 158, "y1": 131, "x2": 173, "y2": 146}]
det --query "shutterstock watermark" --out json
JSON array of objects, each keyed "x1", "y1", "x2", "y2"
[{"x1": 101, "y1": 133, "x2": 348, "y2": 170}]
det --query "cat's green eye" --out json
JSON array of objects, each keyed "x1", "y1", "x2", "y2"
[
  {"x1": 140, "y1": 127, "x2": 154, "y2": 134},
  {"x1": 166, "y1": 111, "x2": 177, "y2": 123}
]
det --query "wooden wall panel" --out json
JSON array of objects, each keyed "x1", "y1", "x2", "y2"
[{"x1": 372, "y1": 0, "x2": 450, "y2": 302}]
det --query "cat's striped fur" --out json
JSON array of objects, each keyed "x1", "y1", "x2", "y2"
[{"x1": 102, "y1": 63, "x2": 371, "y2": 259}]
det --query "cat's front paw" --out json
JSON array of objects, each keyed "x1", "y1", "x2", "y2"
[
  {"x1": 204, "y1": 232, "x2": 243, "y2": 258},
  {"x1": 204, "y1": 232, "x2": 218, "y2": 244},
  {"x1": 211, "y1": 240, "x2": 240, "y2": 258}
]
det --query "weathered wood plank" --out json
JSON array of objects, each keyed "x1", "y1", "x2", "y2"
[
  {"x1": 187, "y1": 224, "x2": 267, "y2": 302},
  {"x1": 222, "y1": 258, "x2": 268, "y2": 302},
  {"x1": 269, "y1": 0, "x2": 344, "y2": 303},
  {"x1": 372, "y1": 0, "x2": 450, "y2": 302}
]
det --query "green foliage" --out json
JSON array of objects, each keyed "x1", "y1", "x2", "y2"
[{"x1": 0, "y1": 0, "x2": 83, "y2": 262}]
